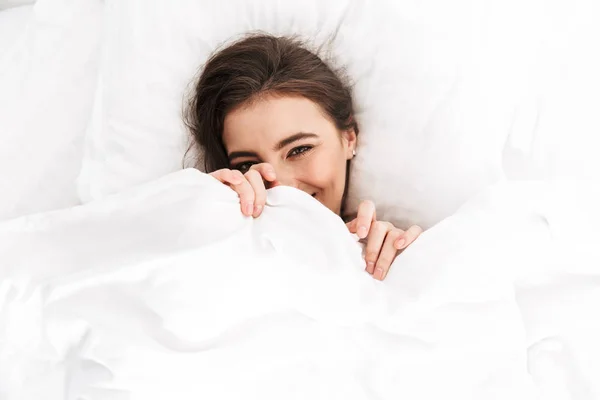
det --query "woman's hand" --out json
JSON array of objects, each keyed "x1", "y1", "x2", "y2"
[
  {"x1": 209, "y1": 163, "x2": 277, "y2": 218},
  {"x1": 346, "y1": 200, "x2": 423, "y2": 281}
]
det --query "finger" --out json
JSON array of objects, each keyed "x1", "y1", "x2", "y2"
[
  {"x1": 374, "y1": 230, "x2": 403, "y2": 281},
  {"x1": 355, "y1": 200, "x2": 376, "y2": 239},
  {"x1": 364, "y1": 221, "x2": 394, "y2": 274},
  {"x1": 394, "y1": 225, "x2": 424, "y2": 250},
  {"x1": 209, "y1": 169, "x2": 244, "y2": 185},
  {"x1": 249, "y1": 163, "x2": 277, "y2": 183},
  {"x1": 244, "y1": 169, "x2": 268, "y2": 217},
  {"x1": 345, "y1": 218, "x2": 358, "y2": 234},
  {"x1": 228, "y1": 171, "x2": 255, "y2": 216}
]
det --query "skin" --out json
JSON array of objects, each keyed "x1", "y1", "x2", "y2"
[{"x1": 210, "y1": 95, "x2": 422, "y2": 280}]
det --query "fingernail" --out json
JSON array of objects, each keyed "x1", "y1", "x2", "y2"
[
  {"x1": 245, "y1": 203, "x2": 254, "y2": 215},
  {"x1": 366, "y1": 261, "x2": 375, "y2": 274},
  {"x1": 253, "y1": 204, "x2": 263, "y2": 216},
  {"x1": 358, "y1": 226, "x2": 368, "y2": 238},
  {"x1": 374, "y1": 267, "x2": 384, "y2": 280},
  {"x1": 395, "y1": 239, "x2": 405, "y2": 249}
]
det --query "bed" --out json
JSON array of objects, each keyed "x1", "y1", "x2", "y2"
[{"x1": 1, "y1": 0, "x2": 600, "y2": 399}]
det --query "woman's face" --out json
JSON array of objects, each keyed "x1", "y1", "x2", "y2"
[{"x1": 223, "y1": 95, "x2": 357, "y2": 215}]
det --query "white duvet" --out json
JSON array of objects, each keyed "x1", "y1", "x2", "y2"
[{"x1": 1, "y1": 169, "x2": 599, "y2": 399}]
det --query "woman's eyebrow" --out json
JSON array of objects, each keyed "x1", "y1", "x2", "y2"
[
  {"x1": 273, "y1": 132, "x2": 318, "y2": 151},
  {"x1": 228, "y1": 150, "x2": 258, "y2": 162}
]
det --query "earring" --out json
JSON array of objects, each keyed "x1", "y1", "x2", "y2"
[{"x1": 352, "y1": 149, "x2": 356, "y2": 157}]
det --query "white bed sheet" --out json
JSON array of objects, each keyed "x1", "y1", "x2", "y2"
[{"x1": 1, "y1": 170, "x2": 599, "y2": 399}]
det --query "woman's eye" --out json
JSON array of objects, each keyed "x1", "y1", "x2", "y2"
[
  {"x1": 234, "y1": 162, "x2": 255, "y2": 173},
  {"x1": 288, "y1": 145, "x2": 312, "y2": 158}
]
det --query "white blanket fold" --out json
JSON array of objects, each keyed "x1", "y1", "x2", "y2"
[{"x1": 1, "y1": 169, "x2": 599, "y2": 400}]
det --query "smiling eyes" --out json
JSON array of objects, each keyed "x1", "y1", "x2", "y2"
[
  {"x1": 233, "y1": 145, "x2": 314, "y2": 173},
  {"x1": 287, "y1": 145, "x2": 312, "y2": 157}
]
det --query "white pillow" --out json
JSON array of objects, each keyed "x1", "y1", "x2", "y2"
[
  {"x1": 78, "y1": 0, "x2": 597, "y2": 228},
  {"x1": 0, "y1": 0, "x2": 102, "y2": 221},
  {"x1": 499, "y1": 0, "x2": 600, "y2": 183},
  {"x1": 77, "y1": 0, "x2": 357, "y2": 202}
]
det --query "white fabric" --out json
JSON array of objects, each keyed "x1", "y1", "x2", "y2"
[
  {"x1": 0, "y1": 0, "x2": 102, "y2": 221},
  {"x1": 498, "y1": 0, "x2": 600, "y2": 182},
  {"x1": 0, "y1": 5, "x2": 32, "y2": 52},
  {"x1": 2, "y1": 169, "x2": 599, "y2": 399},
  {"x1": 77, "y1": 0, "x2": 600, "y2": 229},
  {"x1": 0, "y1": 0, "x2": 35, "y2": 11}
]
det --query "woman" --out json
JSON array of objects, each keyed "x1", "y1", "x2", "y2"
[{"x1": 185, "y1": 34, "x2": 422, "y2": 281}]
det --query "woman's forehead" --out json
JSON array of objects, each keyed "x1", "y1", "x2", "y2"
[{"x1": 223, "y1": 96, "x2": 336, "y2": 148}]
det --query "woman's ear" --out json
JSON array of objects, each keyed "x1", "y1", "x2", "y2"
[{"x1": 342, "y1": 128, "x2": 357, "y2": 160}]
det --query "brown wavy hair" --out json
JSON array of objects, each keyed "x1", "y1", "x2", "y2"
[{"x1": 184, "y1": 33, "x2": 359, "y2": 173}]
